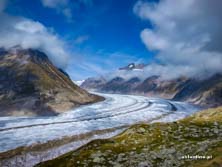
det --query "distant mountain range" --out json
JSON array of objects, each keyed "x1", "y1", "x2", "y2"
[
  {"x1": 0, "y1": 47, "x2": 104, "y2": 116},
  {"x1": 81, "y1": 63, "x2": 222, "y2": 107}
]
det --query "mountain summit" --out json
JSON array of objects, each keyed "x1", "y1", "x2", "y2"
[
  {"x1": 119, "y1": 63, "x2": 145, "y2": 71},
  {"x1": 0, "y1": 48, "x2": 104, "y2": 116}
]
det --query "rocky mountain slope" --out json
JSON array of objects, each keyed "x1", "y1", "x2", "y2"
[
  {"x1": 0, "y1": 47, "x2": 104, "y2": 116},
  {"x1": 81, "y1": 63, "x2": 222, "y2": 107},
  {"x1": 37, "y1": 107, "x2": 222, "y2": 167}
]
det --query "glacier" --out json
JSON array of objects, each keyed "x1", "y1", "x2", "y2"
[
  {"x1": 0, "y1": 93, "x2": 200, "y2": 166},
  {"x1": 0, "y1": 93, "x2": 199, "y2": 152}
]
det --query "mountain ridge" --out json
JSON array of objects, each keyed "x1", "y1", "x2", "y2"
[
  {"x1": 0, "y1": 47, "x2": 104, "y2": 116},
  {"x1": 81, "y1": 63, "x2": 222, "y2": 107}
]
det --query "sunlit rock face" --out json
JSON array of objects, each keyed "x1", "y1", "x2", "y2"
[{"x1": 0, "y1": 47, "x2": 104, "y2": 116}]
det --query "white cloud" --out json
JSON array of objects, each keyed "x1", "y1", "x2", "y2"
[
  {"x1": 41, "y1": 0, "x2": 72, "y2": 20},
  {"x1": 0, "y1": 4, "x2": 69, "y2": 68},
  {"x1": 41, "y1": 0, "x2": 68, "y2": 8},
  {"x1": 15, "y1": 20, "x2": 46, "y2": 33},
  {"x1": 141, "y1": 29, "x2": 169, "y2": 50},
  {"x1": 74, "y1": 35, "x2": 89, "y2": 44},
  {"x1": 133, "y1": 0, "x2": 222, "y2": 79}
]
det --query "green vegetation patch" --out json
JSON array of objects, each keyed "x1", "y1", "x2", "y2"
[{"x1": 37, "y1": 107, "x2": 222, "y2": 167}]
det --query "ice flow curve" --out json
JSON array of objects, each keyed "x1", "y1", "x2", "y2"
[{"x1": 0, "y1": 93, "x2": 199, "y2": 152}]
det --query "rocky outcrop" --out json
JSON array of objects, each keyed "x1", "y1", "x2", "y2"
[{"x1": 0, "y1": 48, "x2": 104, "y2": 116}]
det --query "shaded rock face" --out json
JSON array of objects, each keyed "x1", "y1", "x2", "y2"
[
  {"x1": 82, "y1": 76, "x2": 142, "y2": 94},
  {"x1": 0, "y1": 48, "x2": 104, "y2": 116},
  {"x1": 173, "y1": 74, "x2": 222, "y2": 107},
  {"x1": 136, "y1": 76, "x2": 190, "y2": 99},
  {"x1": 101, "y1": 77, "x2": 141, "y2": 94}
]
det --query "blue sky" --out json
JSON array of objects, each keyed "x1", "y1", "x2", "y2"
[
  {"x1": 3, "y1": 0, "x2": 220, "y2": 80},
  {"x1": 4, "y1": 0, "x2": 156, "y2": 80}
]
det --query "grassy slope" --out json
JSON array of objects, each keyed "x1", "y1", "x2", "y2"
[{"x1": 37, "y1": 107, "x2": 222, "y2": 167}]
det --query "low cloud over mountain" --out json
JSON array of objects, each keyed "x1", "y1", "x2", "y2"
[
  {"x1": 133, "y1": 0, "x2": 222, "y2": 79},
  {"x1": 0, "y1": 0, "x2": 69, "y2": 69}
]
